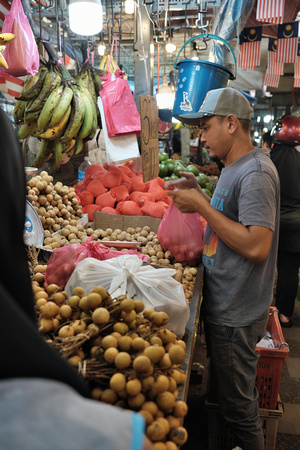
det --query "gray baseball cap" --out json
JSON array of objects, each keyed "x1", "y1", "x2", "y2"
[{"x1": 178, "y1": 87, "x2": 253, "y2": 126}]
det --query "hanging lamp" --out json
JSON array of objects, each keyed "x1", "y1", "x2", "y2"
[
  {"x1": 69, "y1": 0, "x2": 103, "y2": 36},
  {"x1": 156, "y1": 74, "x2": 174, "y2": 109}
]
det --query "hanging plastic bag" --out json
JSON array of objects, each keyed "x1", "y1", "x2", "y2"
[
  {"x1": 98, "y1": 96, "x2": 140, "y2": 164},
  {"x1": 0, "y1": 0, "x2": 39, "y2": 77},
  {"x1": 65, "y1": 254, "x2": 190, "y2": 338},
  {"x1": 44, "y1": 236, "x2": 147, "y2": 289},
  {"x1": 157, "y1": 200, "x2": 204, "y2": 266},
  {"x1": 98, "y1": 54, "x2": 120, "y2": 74},
  {"x1": 99, "y1": 69, "x2": 141, "y2": 138}
]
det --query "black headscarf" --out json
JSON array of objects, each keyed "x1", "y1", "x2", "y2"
[{"x1": 0, "y1": 107, "x2": 90, "y2": 397}]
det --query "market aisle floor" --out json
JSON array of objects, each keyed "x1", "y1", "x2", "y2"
[{"x1": 182, "y1": 301, "x2": 300, "y2": 449}]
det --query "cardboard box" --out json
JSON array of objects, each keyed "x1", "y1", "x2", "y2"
[{"x1": 93, "y1": 211, "x2": 161, "y2": 233}]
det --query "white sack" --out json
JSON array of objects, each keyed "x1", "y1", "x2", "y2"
[{"x1": 65, "y1": 254, "x2": 190, "y2": 338}]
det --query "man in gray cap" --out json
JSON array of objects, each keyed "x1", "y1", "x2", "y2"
[{"x1": 167, "y1": 87, "x2": 280, "y2": 450}]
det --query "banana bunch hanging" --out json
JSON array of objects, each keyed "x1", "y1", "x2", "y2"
[
  {"x1": 0, "y1": 33, "x2": 15, "y2": 69},
  {"x1": 13, "y1": 60, "x2": 102, "y2": 170}
]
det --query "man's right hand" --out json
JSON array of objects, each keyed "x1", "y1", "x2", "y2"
[{"x1": 165, "y1": 171, "x2": 199, "y2": 190}]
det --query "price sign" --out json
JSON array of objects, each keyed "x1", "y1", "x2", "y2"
[{"x1": 139, "y1": 95, "x2": 159, "y2": 182}]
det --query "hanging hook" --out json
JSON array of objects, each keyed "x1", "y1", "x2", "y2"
[{"x1": 195, "y1": 0, "x2": 209, "y2": 36}]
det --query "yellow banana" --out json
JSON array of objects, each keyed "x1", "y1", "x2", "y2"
[
  {"x1": 54, "y1": 140, "x2": 65, "y2": 170},
  {"x1": 80, "y1": 86, "x2": 98, "y2": 140},
  {"x1": 40, "y1": 104, "x2": 72, "y2": 139},
  {"x1": 26, "y1": 70, "x2": 61, "y2": 113},
  {"x1": 77, "y1": 92, "x2": 94, "y2": 139},
  {"x1": 74, "y1": 138, "x2": 84, "y2": 155},
  {"x1": 24, "y1": 109, "x2": 42, "y2": 124},
  {"x1": 37, "y1": 85, "x2": 64, "y2": 130},
  {"x1": 0, "y1": 33, "x2": 15, "y2": 45},
  {"x1": 65, "y1": 139, "x2": 76, "y2": 153},
  {"x1": 17, "y1": 68, "x2": 47, "y2": 101},
  {"x1": 60, "y1": 89, "x2": 85, "y2": 143},
  {"x1": 0, "y1": 51, "x2": 8, "y2": 70},
  {"x1": 32, "y1": 139, "x2": 55, "y2": 169},
  {"x1": 18, "y1": 120, "x2": 37, "y2": 139},
  {"x1": 13, "y1": 100, "x2": 27, "y2": 124},
  {"x1": 50, "y1": 84, "x2": 73, "y2": 128},
  {"x1": 75, "y1": 70, "x2": 89, "y2": 89}
]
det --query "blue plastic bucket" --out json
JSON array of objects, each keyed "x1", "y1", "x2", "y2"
[{"x1": 172, "y1": 34, "x2": 236, "y2": 120}]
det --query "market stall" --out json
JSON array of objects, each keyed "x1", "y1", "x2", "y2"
[{"x1": 1, "y1": 0, "x2": 299, "y2": 448}]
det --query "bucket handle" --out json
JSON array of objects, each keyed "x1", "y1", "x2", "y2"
[{"x1": 173, "y1": 34, "x2": 237, "y2": 79}]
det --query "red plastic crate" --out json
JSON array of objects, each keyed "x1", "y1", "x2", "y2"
[{"x1": 255, "y1": 307, "x2": 289, "y2": 409}]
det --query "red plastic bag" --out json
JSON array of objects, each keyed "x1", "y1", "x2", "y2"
[
  {"x1": 44, "y1": 236, "x2": 147, "y2": 289},
  {"x1": 0, "y1": 0, "x2": 39, "y2": 77},
  {"x1": 157, "y1": 200, "x2": 204, "y2": 266},
  {"x1": 99, "y1": 69, "x2": 141, "y2": 138}
]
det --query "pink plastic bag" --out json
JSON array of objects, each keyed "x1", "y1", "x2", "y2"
[
  {"x1": 157, "y1": 200, "x2": 204, "y2": 266},
  {"x1": 99, "y1": 70, "x2": 141, "y2": 138},
  {"x1": 44, "y1": 236, "x2": 147, "y2": 289},
  {"x1": 0, "y1": 0, "x2": 39, "y2": 77}
]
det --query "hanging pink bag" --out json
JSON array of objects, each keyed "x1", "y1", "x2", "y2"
[
  {"x1": 0, "y1": 0, "x2": 39, "y2": 77},
  {"x1": 157, "y1": 200, "x2": 204, "y2": 266},
  {"x1": 100, "y1": 69, "x2": 141, "y2": 138}
]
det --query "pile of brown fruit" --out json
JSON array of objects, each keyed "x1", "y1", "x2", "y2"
[
  {"x1": 32, "y1": 265, "x2": 189, "y2": 449},
  {"x1": 26, "y1": 171, "x2": 83, "y2": 234}
]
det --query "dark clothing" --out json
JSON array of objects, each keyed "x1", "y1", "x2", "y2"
[
  {"x1": 0, "y1": 106, "x2": 90, "y2": 396},
  {"x1": 275, "y1": 249, "x2": 300, "y2": 317},
  {"x1": 205, "y1": 310, "x2": 269, "y2": 450},
  {"x1": 270, "y1": 143, "x2": 300, "y2": 318}
]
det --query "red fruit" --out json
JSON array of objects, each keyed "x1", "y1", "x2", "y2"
[
  {"x1": 122, "y1": 201, "x2": 143, "y2": 216},
  {"x1": 95, "y1": 191, "x2": 116, "y2": 209},
  {"x1": 77, "y1": 190, "x2": 94, "y2": 206},
  {"x1": 141, "y1": 200, "x2": 165, "y2": 219},
  {"x1": 86, "y1": 179, "x2": 107, "y2": 197},
  {"x1": 82, "y1": 204, "x2": 101, "y2": 221},
  {"x1": 101, "y1": 207, "x2": 119, "y2": 214},
  {"x1": 110, "y1": 185, "x2": 130, "y2": 202},
  {"x1": 101, "y1": 171, "x2": 122, "y2": 188}
]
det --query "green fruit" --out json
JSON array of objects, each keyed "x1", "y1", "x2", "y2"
[
  {"x1": 196, "y1": 173, "x2": 209, "y2": 188},
  {"x1": 202, "y1": 188, "x2": 212, "y2": 197},
  {"x1": 166, "y1": 162, "x2": 176, "y2": 176},
  {"x1": 186, "y1": 164, "x2": 200, "y2": 176},
  {"x1": 205, "y1": 182, "x2": 214, "y2": 193},
  {"x1": 175, "y1": 160, "x2": 184, "y2": 165},
  {"x1": 159, "y1": 152, "x2": 169, "y2": 163},
  {"x1": 159, "y1": 163, "x2": 168, "y2": 178},
  {"x1": 173, "y1": 164, "x2": 186, "y2": 177},
  {"x1": 169, "y1": 173, "x2": 179, "y2": 181},
  {"x1": 166, "y1": 158, "x2": 175, "y2": 164},
  {"x1": 163, "y1": 176, "x2": 170, "y2": 182}
]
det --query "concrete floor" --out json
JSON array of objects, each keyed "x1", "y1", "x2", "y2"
[{"x1": 181, "y1": 301, "x2": 300, "y2": 449}]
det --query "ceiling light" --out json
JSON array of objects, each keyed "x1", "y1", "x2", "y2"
[
  {"x1": 165, "y1": 40, "x2": 176, "y2": 54},
  {"x1": 98, "y1": 44, "x2": 106, "y2": 56},
  {"x1": 156, "y1": 74, "x2": 174, "y2": 109},
  {"x1": 69, "y1": 0, "x2": 103, "y2": 36},
  {"x1": 125, "y1": 0, "x2": 135, "y2": 14}
]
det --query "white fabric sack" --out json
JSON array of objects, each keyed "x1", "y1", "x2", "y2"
[
  {"x1": 98, "y1": 97, "x2": 140, "y2": 164},
  {"x1": 65, "y1": 255, "x2": 190, "y2": 338}
]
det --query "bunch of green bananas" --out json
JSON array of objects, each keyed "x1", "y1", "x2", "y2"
[{"x1": 13, "y1": 62, "x2": 102, "y2": 170}]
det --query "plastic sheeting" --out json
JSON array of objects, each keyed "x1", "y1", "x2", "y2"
[{"x1": 208, "y1": 0, "x2": 256, "y2": 71}]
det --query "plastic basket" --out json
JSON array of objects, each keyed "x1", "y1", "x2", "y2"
[
  {"x1": 205, "y1": 396, "x2": 283, "y2": 450},
  {"x1": 256, "y1": 307, "x2": 289, "y2": 409}
]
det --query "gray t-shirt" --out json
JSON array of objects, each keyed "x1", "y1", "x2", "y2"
[{"x1": 202, "y1": 148, "x2": 280, "y2": 327}]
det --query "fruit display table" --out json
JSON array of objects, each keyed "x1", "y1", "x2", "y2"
[{"x1": 178, "y1": 263, "x2": 204, "y2": 402}]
